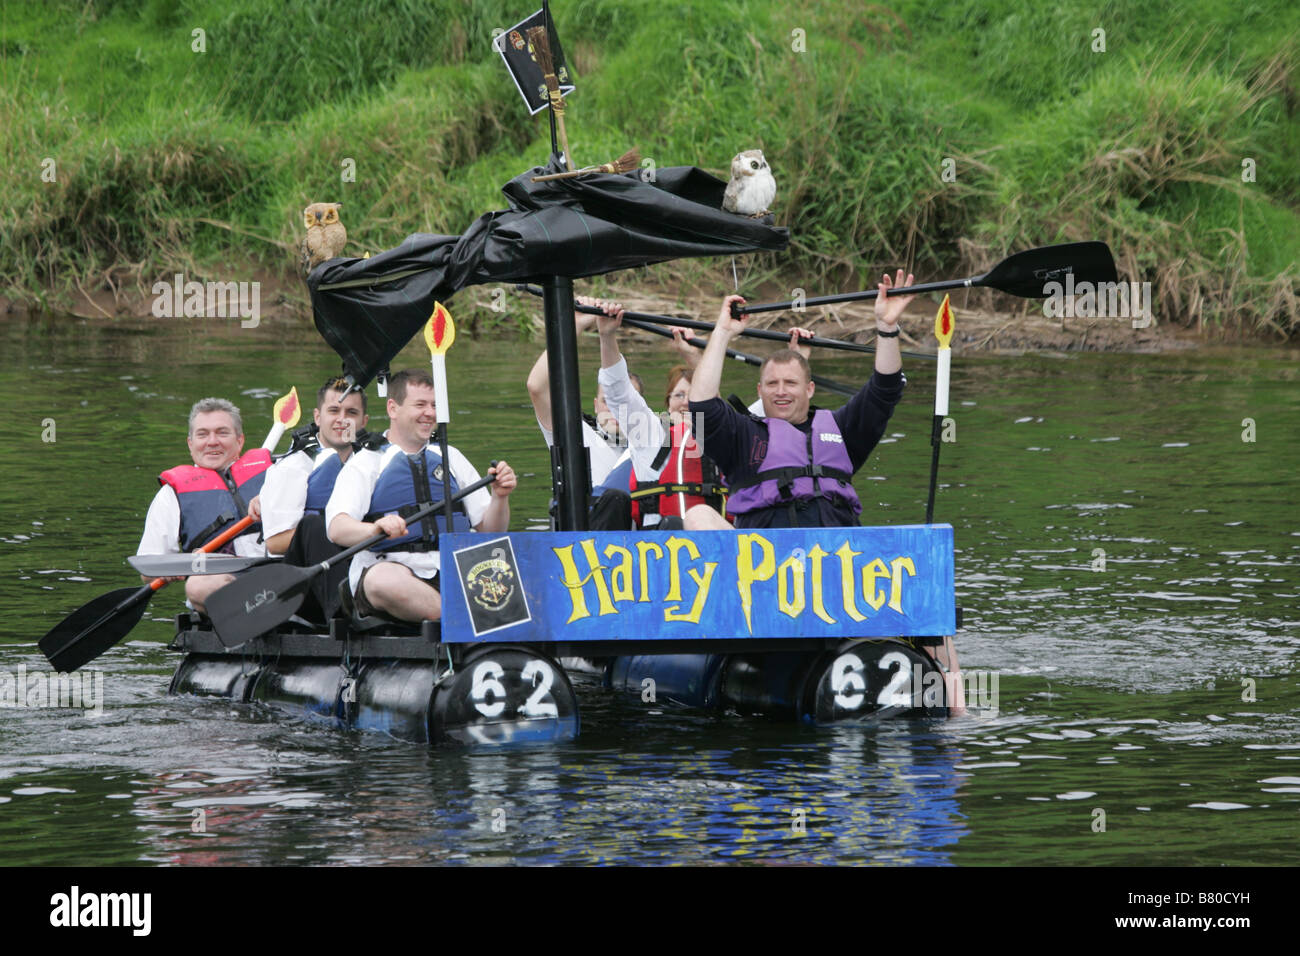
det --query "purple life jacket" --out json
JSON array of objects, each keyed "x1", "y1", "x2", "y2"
[{"x1": 726, "y1": 409, "x2": 860, "y2": 519}]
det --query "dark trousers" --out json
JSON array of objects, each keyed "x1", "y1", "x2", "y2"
[{"x1": 281, "y1": 512, "x2": 348, "y2": 624}]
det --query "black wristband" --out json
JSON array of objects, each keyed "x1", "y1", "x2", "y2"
[{"x1": 876, "y1": 327, "x2": 900, "y2": 338}]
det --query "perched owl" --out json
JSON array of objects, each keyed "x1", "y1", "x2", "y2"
[
  {"x1": 299, "y1": 202, "x2": 347, "y2": 278},
  {"x1": 722, "y1": 150, "x2": 776, "y2": 218}
]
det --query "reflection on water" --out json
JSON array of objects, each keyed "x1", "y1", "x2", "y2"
[{"x1": 1, "y1": 314, "x2": 1297, "y2": 865}]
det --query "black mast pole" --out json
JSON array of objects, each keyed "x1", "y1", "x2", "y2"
[
  {"x1": 543, "y1": 275, "x2": 589, "y2": 531},
  {"x1": 537, "y1": 2, "x2": 587, "y2": 531}
]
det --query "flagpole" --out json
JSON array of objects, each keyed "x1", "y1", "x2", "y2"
[
  {"x1": 425, "y1": 304, "x2": 458, "y2": 534},
  {"x1": 925, "y1": 295, "x2": 954, "y2": 524}
]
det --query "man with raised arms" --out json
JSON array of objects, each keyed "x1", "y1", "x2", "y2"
[
  {"x1": 137, "y1": 397, "x2": 271, "y2": 613},
  {"x1": 684, "y1": 271, "x2": 914, "y2": 531},
  {"x1": 325, "y1": 369, "x2": 516, "y2": 623},
  {"x1": 526, "y1": 295, "x2": 653, "y2": 488},
  {"x1": 685, "y1": 273, "x2": 964, "y2": 710}
]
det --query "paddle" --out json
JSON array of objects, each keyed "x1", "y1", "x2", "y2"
[
  {"x1": 204, "y1": 471, "x2": 497, "y2": 648},
  {"x1": 513, "y1": 284, "x2": 936, "y2": 360},
  {"x1": 515, "y1": 284, "x2": 917, "y2": 383},
  {"x1": 39, "y1": 515, "x2": 255, "y2": 673},
  {"x1": 736, "y1": 242, "x2": 1118, "y2": 316},
  {"x1": 621, "y1": 314, "x2": 859, "y2": 398},
  {"x1": 128, "y1": 553, "x2": 272, "y2": 577}
]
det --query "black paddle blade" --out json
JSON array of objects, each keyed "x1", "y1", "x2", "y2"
[
  {"x1": 205, "y1": 562, "x2": 316, "y2": 648},
  {"x1": 38, "y1": 584, "x2": 154, "y2": 672},
  {"x1": 982, "y1": 241, "x2": 1118, "y2": 298}
]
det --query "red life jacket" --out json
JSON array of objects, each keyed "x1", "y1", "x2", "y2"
[
  {"x1": 159, "y1": 448, "x2": 272, "y2": 551},
  {"x1": 629, "y1": 421, "x2": 731, "y2": 524}
]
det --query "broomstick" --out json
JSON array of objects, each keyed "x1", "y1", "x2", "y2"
[
  {"x1": 527, "y1": 25, "x2": 573, "y2": 170},
  {"x1": 530, "y1": 148, "x2": 640, "y2": 182}
]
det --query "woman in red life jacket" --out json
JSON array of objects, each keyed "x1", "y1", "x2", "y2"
[{"x1": 628, "y1": 364, "x2": 730, "y2": 526}]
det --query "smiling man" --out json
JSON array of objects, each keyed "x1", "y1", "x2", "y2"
[
  {"x1": 137, "y1": 397, "x2": 272, "y2": 612},
  {"x1": 325, "y1": 369, "x2": 516, "y2": 623},
  {"x1": 256, "y1": 377, "x2": 370, "y2": 556},
  {"x1": 684, "y1": 272, "x2": 915, "y2": 530}
]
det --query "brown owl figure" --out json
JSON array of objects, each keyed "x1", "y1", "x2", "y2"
[{"x1": 299, "y1": 202, "x2": 347, "y2": 278}]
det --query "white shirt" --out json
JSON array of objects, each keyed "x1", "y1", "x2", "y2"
[
  {"x1": 259, "y1": 447, "x2": 340, "y2": 538},
  {"x1": 597, "y1": 356, "x2": 668, "y2": 483},
  {"x1": 538, "y1": 416, "x2": 623, "y2": 488},
  {"x1": 324, "y1": 442, "x2": 492, "y2": 592},
  {"x1": 137, "y1": 485, "x2": 265, "y2": 558}
]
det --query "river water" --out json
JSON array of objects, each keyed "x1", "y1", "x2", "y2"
[{"x1": 1, "y1": 311, "x2": 1296, "y2": 865}]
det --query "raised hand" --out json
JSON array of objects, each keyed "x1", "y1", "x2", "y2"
[
  {"x1": 875, "y1": 269, "x2": 916, "y2": 331},
  {"x1": 716, "y1": 293, "x2": 749, "y2": 337},
  {"x1": 787, "y1": 326, "x2": 813, "y2": 359}
]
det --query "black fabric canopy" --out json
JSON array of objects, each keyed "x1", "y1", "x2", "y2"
[{"x1": 307, "y1": 158, "x2": 789, "y2": 386}]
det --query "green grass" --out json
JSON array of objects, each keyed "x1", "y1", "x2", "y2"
[{"x1": 2, "y1": 0, "x2": 1298, "y2": 337}]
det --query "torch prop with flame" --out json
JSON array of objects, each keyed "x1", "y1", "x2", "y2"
[
  {"x1": 262, "y1": 386, "x2": 301, "y2": 452},
  {"x1": 424, "y1": 302, "x2": 458, "y2": 533},
  {"x1": 925, "y1": 295, "x2": 954, "y2": 524}
]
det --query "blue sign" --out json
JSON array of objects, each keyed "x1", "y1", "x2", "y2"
[{"x1": 441, "y1": 525, "x2": 955, "y2": 644}]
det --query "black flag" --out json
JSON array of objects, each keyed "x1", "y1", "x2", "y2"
[{"x1": 494, "y1": 9, "x2": 574, "y2": 115}]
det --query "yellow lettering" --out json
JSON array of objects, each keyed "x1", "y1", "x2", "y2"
[
  {"x1": 604, "y1": 544, "x2": 635, "y2": 602},
  {"x1": 806, "y1": 544, "x2": 835, "y2": 624},
  {"x1": 889, "y1": 556, "x2": 916, "y2": 613},
  {"x1": 736, "y1": 533, "x2": 775, "y2": 634},
  {"x1": 552, "y1": 540, "x2": 617, "y2": 623},
  {"x1": 665, "y1": 562, "x2": 717, "y2": 624},
  {"x1": 778, "y1": 555, "x2": 805, "y2": 619},
  {"x1": 635, "y1": 540, "x2": 664, "y2": 602},
  {"x1": 861, "y1": 558, "x2": 890, "y2": 611},
  {"x1": 834, "y1": 541, "x2": 867, "y2": 622},
  {"x1": 664, "y1": 535, "x2": 700, "y2": 602}
]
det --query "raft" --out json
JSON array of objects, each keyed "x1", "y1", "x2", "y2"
[{"x1": 167, "y1": 525, "x2": 961, "y2": 743}]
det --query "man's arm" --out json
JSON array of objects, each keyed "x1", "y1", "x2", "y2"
[
  {"x1": 471, "y1": 461, "x2": 516, "y2": 533},
  {"x1": 137, "y1": 485, "x2": 182, "y2": 583},
  {"x1": 872, "y1": 269, "x2": 914, "y2": 376},
  {"x1": 325, "y1": 452, "x2": 395, "y2": 548},
  {"x1": 259, "y1": 453, "x2": 313, "y2": 555},
  {"x1": 688, "y1": 294, "x2": 749, "y2": 404},
  {"x1": 527, "y1": 298, "x2": 601, "y2": 433}
]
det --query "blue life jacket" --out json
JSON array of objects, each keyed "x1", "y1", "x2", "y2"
[
  {"x1": 304, "y1": 451, "x2": 345, "y2": 514},
  {"x1": 159, "y1": 449, "x2": 272, "y2": 551},
  {"x1": 363, "y1": 446, "x2": 472, "y2": 552}
]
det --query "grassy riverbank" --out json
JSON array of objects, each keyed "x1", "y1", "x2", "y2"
[{"x1": 3, "y1": 0, "x2": 1298, "y2": 338}]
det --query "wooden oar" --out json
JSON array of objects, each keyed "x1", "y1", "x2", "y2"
[
  {"x1": 39, "y1": 515, "x2": 255, "y2": 673},
  {"x1": 204, "y1": 472, "x2": 497, "y2": 649},
  {"x1": 736, "y1": 242, "x2": 1118, "y2": 316}
]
